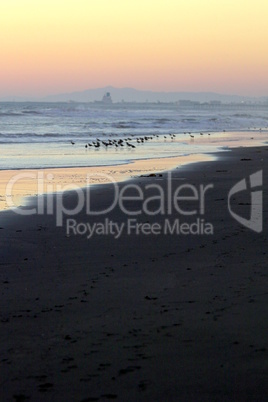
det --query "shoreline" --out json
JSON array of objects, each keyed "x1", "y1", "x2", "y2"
[
  {"x1": 0, "y1": 151, "x2": 215, "y2": 172},
  {"x1": 0, "y1": 153, "x2": 216, "y2": 212},
  {"x1": 1, "y1": 145, "x2": 267, "y2": 400},
  {"x1": 0, "y1": 129, "x2": 266, "y2": 171},
  {"x1": 0, "y1": 129, "x2": 267, "y2": 213}
]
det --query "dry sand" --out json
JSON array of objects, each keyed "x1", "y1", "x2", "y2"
[{"x1": 0, "y1": 146, "x2": 267, "y2": 401}]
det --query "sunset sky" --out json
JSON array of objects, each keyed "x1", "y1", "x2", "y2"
[{"x1": 1, "y1": 0, "x2": 268, "y2": 97}]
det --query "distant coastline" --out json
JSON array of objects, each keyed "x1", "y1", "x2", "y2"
[
  {"x1": 1, "y1": 86, "x2": 268, "y2": 104},
  {"x1": 1, "y1": 100, "x2": 268, "y2": 111}
]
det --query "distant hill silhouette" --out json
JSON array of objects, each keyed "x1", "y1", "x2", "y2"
[
  {"x1": 42, "y1": 86, "x2": 259, "y2": 103},
  {"x1": 1, "y1": 86, "x2": 267, "y2": 103}
]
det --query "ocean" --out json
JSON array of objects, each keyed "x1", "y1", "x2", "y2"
[{"x1": 0, "y1": 102, "x2": 267, "y2": 170}]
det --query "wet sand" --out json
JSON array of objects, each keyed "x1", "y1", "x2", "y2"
[
  {"x1": 0, "y1": 146, "x2": 267, "y2": 401},
  {"x1": 1, "y1": 129, "x2": 267, "y2": 212},
  {"x1": 0, "y1": 153, "x2": 214, "y2": 212}
]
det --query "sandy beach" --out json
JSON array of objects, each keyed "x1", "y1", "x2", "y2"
[
  {"x1": 0, "y1": 145, "x2": 267, "y2": 401},
  {"x1": 2, "y1": 0, "x2": 268, "y2": 399},
  {"x1": 0, "y1": 154, "x2": 215, "y2": 212}
]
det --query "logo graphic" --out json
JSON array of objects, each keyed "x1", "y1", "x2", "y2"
[{"x1": 228, "y1": 170, "x2": 263, "y2": 233}]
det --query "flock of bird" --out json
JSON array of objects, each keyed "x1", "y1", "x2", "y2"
[
  {"x1": 71, "y1": 133, "x2": 178, "y2": 149},
  {"x1": 70, "y1": 128, "x2": 266, "y2": 148},
  {"x1": 69, "y1": 132, "x2": 213, "y2": 149}
]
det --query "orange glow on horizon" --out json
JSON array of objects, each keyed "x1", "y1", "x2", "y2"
[{"x1": 0, "y1": 0, "x2": 268, "y2": 97}]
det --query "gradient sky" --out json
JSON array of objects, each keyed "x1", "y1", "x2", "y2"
[{"x1": 1, "y1": 0, "x2": 268, "y2": 97}]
